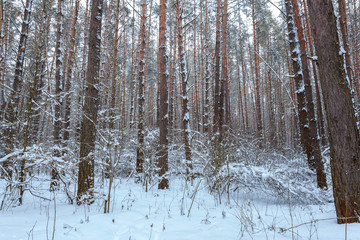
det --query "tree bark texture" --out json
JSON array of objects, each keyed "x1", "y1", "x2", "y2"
[
  {"x1": 203, "y1": 0, "x2": 210, "y2": 134},
  {"x1": 252, "y1": 0, "x2": 263, "y2": 140},
  {"x1": 213, "y1": 0, "x2": 224, "y2": 166},
  {"x1": 177, "y1": 0, "x2": 192, "y2": 177},
  {"x1": 157, "y1": 0, "x2": 169, "y2": 189},
  {"x1": 302, "y1": 0, "x2": 327, "y2": 146},
  {"x1": 238, "y1": 13, "x2": 248, "y2": 130},
  {"x1": 306, "y1": 0, "x2": 360, "y2": 223},
  {"x1": 77, "y1": 0, "x2": 103, "y2": 204},
  {"x1": 54, "y1": 0, "x2": 64, "y2": 143},
  {"x1": 136, "y1": 0, "x2": 147, "y2": 174},
  {"x1": 64, "y1": 0, "x2": 80, "y2": 141},
  {"x1": 338, "y1": 0, "x2": 353, "y2": 86},
  {"x1": 291, "y1": 0, "x2": 327, "y2": 189},
  {"x1": 222, "y1": 0, "x2": 230, "y2": 126},
  {"x1": 5, "y1": 0, "x2": 33, "y2": 151}
]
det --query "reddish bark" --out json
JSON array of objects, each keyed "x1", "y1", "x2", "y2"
[
  {"x1": 136, "y1": 0, "x2": 147, "y2": 174},
  {"x1": 213, "y1": 0, "x2": 223, "y2": 140},
  {"x1": 238, "y1": 14, "x2": 248, "y2": 130},
  {"x1": 77, "y1": 0, "x2": 104, "y2": 204},
  {"x1": 64, "y1": 0, "x2": 80, "y2": 141},
  {"x1": 306, "y1": 0, "x2": 360, "y2": 223},
  {"x1": 177, "y1": 0, "x2": 192, "y2": 177},
  {"x1": 291, "y1": 0, "x2": 327, "y2": 189},
  {"x1": 338, "y1": 0, "x2": 353, "y2": 86},
  {"x1": 302, "y1": 0, "x2": 326, "y2": 145},
  {"x1": 222, "y1": 0, "x2": 230, "y2": 126},
  {"x1": 157, "y1": 0, "x2": 169, "y2": 189},
  {"x1": 203, "y1": 0, "x2": 211, "y2": 134},
  {"x1": 252, "y1": 0, "x2": 262, "y2": 140},
  {"x1": 54, "y1": 0, "x2": 64, "y2": 143}
]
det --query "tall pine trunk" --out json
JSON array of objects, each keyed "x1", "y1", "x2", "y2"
[
  {"x1": 252, "y1": 0, "x2": 263, "y2": 140},
  {"x1": 213, "y1": 0, "x2": 223, "y2": 168},
  {"x1": 136, "y1": 0, "x2": 147, "y2": 174},
  {"x1": 54, "y1": 0, "x2": 64, "y2": 144},
  {"x1": 177, "y1": 0, "x2": 192, "y2": 177},
  {"x1": 203, "y1": 0, "x2": 211, "y2": 134},
  {"x1": 77, "y1": 0, "x2": 103, "y2": 204},
  {"x1": 222, "y1": 0, "x2": 230, "y2": 127},
  {"x1": 157, "y1": 0, "x2": 169, "y2": 189},
  {"x1": 64, "y1": 0, "x2": 80, "y2": 141},
  {"x1": 5, "y1": 0, "x2": 32, "y2": 152},
  {"x1": 291, "y1": 0, "x2": 327, "y2": 189},
  {"x1": 306, "y1": 0, "x2": 360, "y2": 223}
]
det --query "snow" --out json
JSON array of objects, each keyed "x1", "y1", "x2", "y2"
[
  {"x1": 339, "y1": 46, "x2": 346, "y2": 56},
  {"x1": 1, "y1": 177, "x2": 359, "y2": 240},
  {"x1": 309, "y1": 56, "x2": 318, "y2": 61},
  {"x1": 184, "y1": 112, "x2": 189, "y2": 121},
  {"x1": 295, "y1": 81, "x2": 305, "y2": 94}
]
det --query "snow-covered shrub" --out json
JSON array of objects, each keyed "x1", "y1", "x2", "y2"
[{"x1": 204, "y1": 134, "x2": 333, "y2": 205}]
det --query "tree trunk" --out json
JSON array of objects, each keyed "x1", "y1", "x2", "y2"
[
  {"x1": 338, "y1": 0, "x2": 353, "y2": 86},
  {"x1": 120, "y1": 0, "x2": 127, "y2": 130},
  {"x1": 235, "y1": 37, "x2": 245, "y2": 130},
  {"x1": 54, "y1": 0, "x2": 64, "y2": 143},
  {"x1": 0, "y1": 0, "x2": 5, "y2": 110},
  {"x1": 80, "y1": 0, "x2": 90, "y2": 82},
  {"x1": 351, "y1": 0, "x2": 360, "y2": 106},
  {"x1": 306, "y1": 0, "x2": 360, "y2": 223},
  {"x1": 0, "y1": 1, "x2": 8, "y2": 114},
  {"x1": 129, "y1": 0, "x2": 136, "y2": 128},
  {"x1": 238, "y1": 13, "x2": 248, "y2": 130},
  {"x1": 136, "y1": 0, "x2": 147, "y2": 174},
  {"x1": 11, "y1": 0, "x2": 33, "y2": 205},
  {"x1": 252, "y1": 0, "x2": 262, "y2": 140},
  {"x1": 168, "y1": 18, "x2": 175, "y2": 134},
  {"x1": 5, "y1": 0, "x2": 32, "y2": 151},
  {"x1": 285, "y1": 0, "x2": 311, "y2": 168},
  {"x1": 302, "y1": 0, "x2": 327, "y2": 145},
  {"x1": 157, "y1": 0, "x2": 169, "y2": 189},
  {"x1": 213, "y1": 0, "x2": 223, "y2": 163},
  {"x1": 77, "y1": 0, "x2": 103, "y2": 204},
  {"x1": 265, "y1": 37, "x2": 275, "y2": 143},
  {"x1": 177, "y1": 0, "x2": 192, "y2": 177},
  {"x1": 109, "y1": 0, "x2": 121, "y2": 130},
  {"x1": 64, "y1": 0, "x2": 80, "y2": 141},
  {"x1": 203, "y1": 0, "x2": 211, "y2": 134},
  {"x1": 193, "y1": 0, "x2": 199, "y2": 132},
  {"x1": 222, "y1": 0, "x2": 230, "y2": 127},
  {"x1": 291, "y1": 0, "x2": 327, "y2": 189}
]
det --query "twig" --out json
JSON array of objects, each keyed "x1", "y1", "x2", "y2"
[
  {"x1": 27, "y1": 221, "x2": 37, "y2": 240},
  {"x1": 181, "y1": 178, "x2": 187, "y2": 216},
  {"x1": 284, "y1": 217, "x2": 337, "y2": 231},
  {"x1": 187, "y1": 179, "x2": 202, "y2": 217},
  {"x1": 24, "y1": 189, "x2": 51, "y2": 201},
  {"x1": 52, "y1": 191, "x2": 56, "y2": 240},
  {"x1": 288, "y1": 187, "x2": 294, "y2": 240},
  {"x1": 265, "y1": 0, "x2": 286, "y2": 17}
]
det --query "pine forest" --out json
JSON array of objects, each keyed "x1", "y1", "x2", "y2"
[{"x1": 0, "y1": 0, "x2": 360, "y2": 239}]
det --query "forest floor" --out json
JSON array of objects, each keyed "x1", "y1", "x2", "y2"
[{"x1": 1, "y1": 176, "x2": 360, "y2": 240}]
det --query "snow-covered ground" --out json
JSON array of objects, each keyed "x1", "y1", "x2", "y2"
[{"x1": 1, "y1": 177, "x2": 359, "y2": 240}]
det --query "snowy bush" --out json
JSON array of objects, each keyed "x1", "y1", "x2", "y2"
[{"x1": 203, "y1": 133, "x2": 333, "y2": 205}]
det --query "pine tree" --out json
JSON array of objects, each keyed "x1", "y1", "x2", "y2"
[
  {"x1": 157, "y1": 0, "x2": 169, "y2": 189},
  {"x1": 136, "y1": 0, "x2": 148, "y2": 174},
  {"x1": 290, "y1": 0, "x2": 327, "y2": 189},
  {"x1": 306, "y1": 0, "x2": 360, "y2": 223},
  {"x1": 176, "y1": 0, "x2": 192, "y2": 177},
  {"x1": 77, "y1": 0, "x2": 104, "y2": 204},
  {"x1": 54, "y1": 0, "x2": 64, "y2": 144},
  {"x1": 64, "y1": 0, "x2": 80, "y2": 141},
  {"x1": 252, "y1": 0, "x2": 263, "y2": 141}
]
